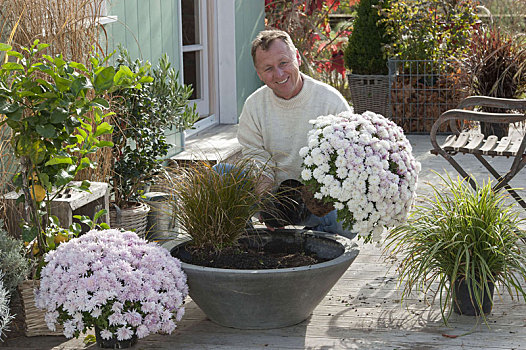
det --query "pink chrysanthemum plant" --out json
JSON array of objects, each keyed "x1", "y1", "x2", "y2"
[
  {"x1": 35, "y1": 229, "x2": 188, "y2": 341},
  {"x1": 299, "y1": 111, "x2": 421, "y2": 242}
]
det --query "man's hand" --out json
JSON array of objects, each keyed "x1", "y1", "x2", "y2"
[{"x1": 255, "y1": 175, "x2": 284, "y2": 231}]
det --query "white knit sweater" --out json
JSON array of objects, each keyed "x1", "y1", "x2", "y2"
[{"x1": 237, "y1": 74, "x2": 351, "y2": 186}]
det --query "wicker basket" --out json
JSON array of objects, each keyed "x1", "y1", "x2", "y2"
[
  {"x1": 347, "y1": 74, "x2": 390, "y2": 117},
  {"x1": 110, "y1": 201, "x2": 150, "y2": 237},
  {"x1": 19, "y1": 280, "x2": 63, "y2": 337}
]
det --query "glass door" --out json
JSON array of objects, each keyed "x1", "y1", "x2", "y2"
[{"x1": 181, "y1": 0, "x2": 209, "y2": 118}]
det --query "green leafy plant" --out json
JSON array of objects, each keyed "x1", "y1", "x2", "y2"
[
  {"x1": 344, "y1": 0, "x2": 390, "y2": 75},
  {"x1": 0, "y1": 220, "x2": 30, "y2": 294},
  {"x1": 384, "y1": 173, "x2": 526, "y2": 323},
  {"x1": 166, "y1": 158, "x2": 267, "y2": 252},
  {"x1": 0, "y1": 40, "x2": 146, "y2": 258},
  {"x1": 110, "y1": 48, "x2": 198, "y2": 209},
  {"x1": 382, "y1": 0, "x2": 479, "y2": 64}
]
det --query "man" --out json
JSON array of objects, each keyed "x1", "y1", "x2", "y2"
[{"x1": 237, "y1": 29, "x2": 355, "y2": 238}]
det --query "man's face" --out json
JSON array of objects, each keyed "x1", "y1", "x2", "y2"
[{"x1": 254, "y1": 39, "x2": 303, "y2": 100}]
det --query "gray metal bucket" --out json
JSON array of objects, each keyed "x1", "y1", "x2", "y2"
[{"x1": 143, "y1": 192, "x2": 177, "y2": 241}]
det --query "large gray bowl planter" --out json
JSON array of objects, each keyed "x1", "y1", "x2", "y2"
[{"x1": 171, "y1": 228, "x2": 359, "y2": 329}]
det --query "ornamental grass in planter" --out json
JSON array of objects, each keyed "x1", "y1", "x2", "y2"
[
  {"x1": 166, "y1": 158, "x2": 359, "y2": 329},
  {"x1": 384, "y1": 173, "x2": 526, "y2": 323},
  {"x1": 460, "y1": 25, "x2": 526, "y2": 138}
]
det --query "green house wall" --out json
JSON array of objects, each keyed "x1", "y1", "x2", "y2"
[
  {"x1": 104, "y1": 0, "x2": 264, "y2": 148},
  {"x1": 105, "y1": 0, "x2": 181, "y2": 72},
  {"x1": 235, "y1": 0, "x2": 265, "y2": 117},
  {"x1": 105, "y1": 0, "x2": 183, "y2": 155}
]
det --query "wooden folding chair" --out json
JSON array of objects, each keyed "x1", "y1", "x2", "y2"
[{"x1": 430, "y1": 96, "x2": 526, "y2": 208}]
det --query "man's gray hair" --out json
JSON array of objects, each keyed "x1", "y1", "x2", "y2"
[{"x1": 251, "y1": 29, "x2": 296, "y2": 64}]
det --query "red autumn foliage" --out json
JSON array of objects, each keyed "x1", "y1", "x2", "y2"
[{"x1": 265, "y1": 0, "x2": 350, "y2": 78}]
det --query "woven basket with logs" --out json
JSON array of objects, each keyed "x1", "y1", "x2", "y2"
[
  {"x1": 390, "y1": 72, "x2": 467, "y2": 133},
  {"x1": 109, "y1": 201, "x2": 150, "y2": 237},
  {"x1": 19, "y1": 280, "x2": 63, "y2": 337}
]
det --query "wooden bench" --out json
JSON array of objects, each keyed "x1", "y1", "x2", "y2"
[{"x1": 430, "y1": 96, "x2": 526, "y2": 208}]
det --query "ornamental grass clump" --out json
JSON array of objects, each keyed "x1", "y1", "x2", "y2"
[
  {"x1": 35, "y1": 229, "x2": 188, "y2": 340},
  {"x1": 299, "y1": 111, "x2": 421, "y2": 242},
  {"x1": 384, "y1": 173, "x2": 526, "y2": 323},
  {"x1": 168, "y1": 158, "x2": 267, "y2": 252}
]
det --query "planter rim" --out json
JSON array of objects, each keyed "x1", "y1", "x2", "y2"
[{"x1": 176, "y1": 228, "x2": 358, "y2": 275}]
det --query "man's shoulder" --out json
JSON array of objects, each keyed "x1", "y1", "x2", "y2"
[
  {"x1": 305, "y1": 75, "x2": 342, "y2": 95},
  {"x1": 245, "y1": 84, "x2": 270, "y2": 105},
  {"x1": 303, "y1": 74, "x2": 349, "y2": 106}
]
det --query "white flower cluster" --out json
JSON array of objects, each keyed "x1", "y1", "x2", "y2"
[
  {"x1": 299, "y1": 111, "x2": 421, "y2": 241},
  {"x1": 35, "y1": 229, "x2": 188, "y2": 340}
]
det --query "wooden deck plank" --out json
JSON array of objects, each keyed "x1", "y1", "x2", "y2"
[{"x1": 4, "y1": 135, "x2": 526, "y2": 349}]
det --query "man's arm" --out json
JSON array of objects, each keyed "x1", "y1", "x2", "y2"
[{"x1": 237, "y1": 103, "x2": 276, "y2": 185}]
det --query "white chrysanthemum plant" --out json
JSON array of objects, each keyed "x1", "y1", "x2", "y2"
[
  {"x1": 35, "y1": 229, "x2": 188, "y2": 341},
  {"x1": 299, "y1": 111, "x2": 421, "y2": 242}
]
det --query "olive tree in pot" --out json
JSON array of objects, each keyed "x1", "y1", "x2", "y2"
[
  {"x1": 109, "y1": 49, "x2": 198, "y2": 236},
  {"x1": 166, "y1": 158, "x2": 359, "y2": 329},
  {"x1": 344, "y1": 0, "x2": 391, "y2": 116},
  {"x1": 384, "y1": 173, "x2": 526, "y2": 322}
]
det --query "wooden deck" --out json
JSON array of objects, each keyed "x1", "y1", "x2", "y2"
[{"x1": 3, "y1": 135, "x2": 526, "y2": 350}]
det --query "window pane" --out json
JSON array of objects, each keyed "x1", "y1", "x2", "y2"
[
  {"x1": 183, "y1": 51, "x2": 201, "y2": 100},
  {"x1": 182, "y1": 0, "x2": 199, "y2": 45}
]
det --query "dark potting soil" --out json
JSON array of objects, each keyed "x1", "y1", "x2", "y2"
[{"x1": 175, "y1": 239, "x2": 330, "y2": 269}]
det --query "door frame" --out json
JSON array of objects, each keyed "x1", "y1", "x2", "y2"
[{"x1": 179, "y1": 0, "x2": 238, "y2": 139}]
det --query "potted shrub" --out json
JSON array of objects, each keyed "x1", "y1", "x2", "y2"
[
  {"x1": 109, "y1": 49, "x2": 198, "y2": 236},
  {"x1": 344, "y1": 0, "x2": 391, "y2": 116},
  {"x1": 35, "y1": 229, "x2": 188, "y2": 348},
  {"x1": 0, "y1": 41, "x2": 145, "y2": 336},
  {"x1": 384, "y1": 173, "x2": 526, "y2": 321},
  {"x1": 461, "y1": 25, "x2": 526, "y2": 138},
  {"x1": 167, "y1": 157, "x2": 360, "y2": 329},
  {"x1": 0, "y1": 41, "x2": 144, "y2": 256}
]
